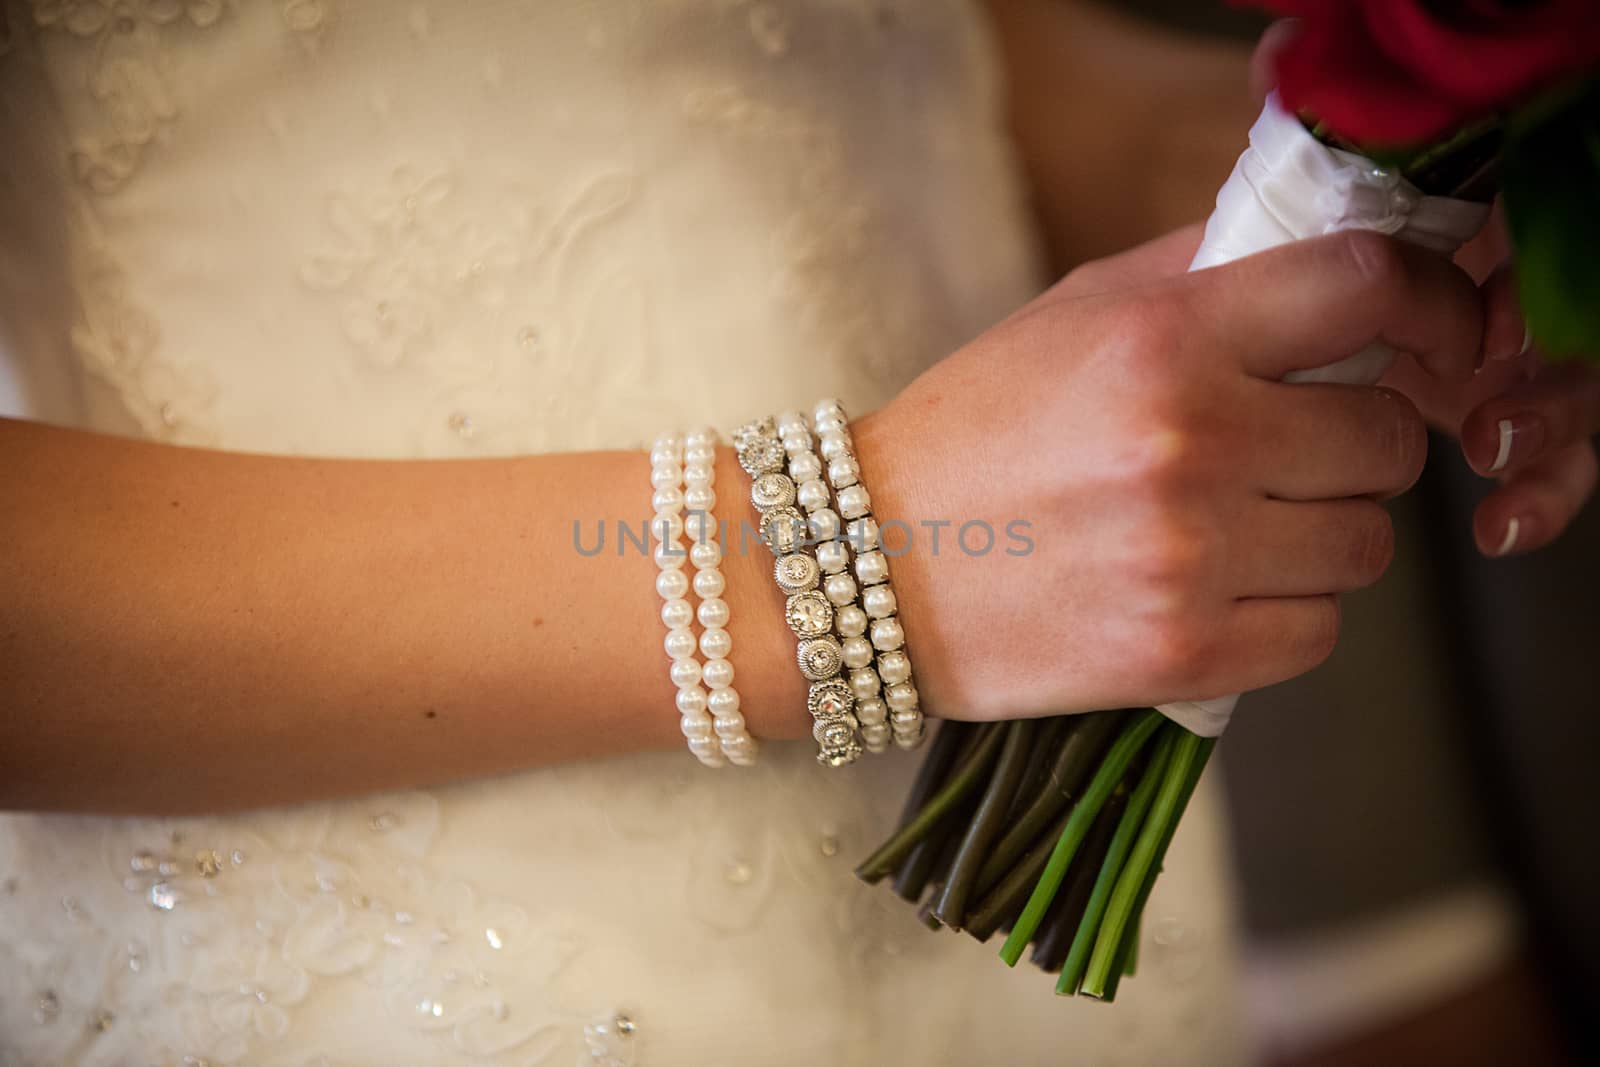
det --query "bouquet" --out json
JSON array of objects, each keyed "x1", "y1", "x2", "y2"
[{"x1": 857, "y1": 0, "x2": 1600, "y2": 999}]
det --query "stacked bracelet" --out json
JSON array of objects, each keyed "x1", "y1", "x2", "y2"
[
  {"x1": 812, "y1": 399, "x2": 925, "y2": 750},
  {"x1": 736, "y1": 416, "x2": 863, "y2": 767},
  {"x1": 651, "y1": 430, "x2": 758, "y2": 768}
]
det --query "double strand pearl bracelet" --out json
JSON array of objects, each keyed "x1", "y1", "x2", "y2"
[
  {"x1": 812, "y1": 399, "x2": 925, "y2": 749},
  {"x1": 735, "y1": 417, "x2": 863, "y2": 767},
  {"x1": 650, "y1": 430, "x2": 757, "y2": 767}
]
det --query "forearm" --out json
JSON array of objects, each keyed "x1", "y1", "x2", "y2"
[{"x1": 0, "y1": 418, "x2": 808, "y2": 814}]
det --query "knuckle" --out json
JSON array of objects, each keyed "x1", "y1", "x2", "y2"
[
  {"x1": 1141, "y1": 615, "x2": 1213, "y2": 691},
  {"x1": 1339, "y1": 230, "x2": 1407, "y2": 290},
  {"x1": 1130, "y1": 512, "x2": 1216, "y2": 592}
]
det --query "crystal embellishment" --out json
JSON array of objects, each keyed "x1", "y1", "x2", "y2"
[
  {"x1": 773, "y1": 552, "x2": 820, "y2": 594},
  {"x1": 806, "y1": 678, "x2": 855, "y2": 721},
  {"x1": 785, "y1": 591, "x2": 834, "y2": 637},
  {"x1": 750, "y1": 471, "x2": 796, "y2": 509},
  {"x1": 737, "y1": 436, "x2": 784, "y2": 475},
  {"x1": 760, "y1": 506, "x2": 806, "y2": 555},
  {"x1": 796, "y1": 636, "x2": 844, "y2": 680}
]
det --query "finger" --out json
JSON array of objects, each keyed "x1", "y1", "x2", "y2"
[
  {"x1": 1250, "y1": 20, "x2": 1301, "y2": 103},
  {"x1": 1232, "y1": 499, "x2": 1394, "y2": 598},
  {"x1": 1460, "y1": 363, "x2": 1600, "y2": 476},
  {"x1": 1190, "y1": 595, "x2": 1340, "y2": 698},
  {"x1": 1473, "y1": 441, "x2": 1598, "y2": 557},
  {"x1": 1187, "y1": 231, "x2": 1485, "y2": 383},
  {"x1": 1050, "y1": 223, "x2": 1206, "y2": 300},
  {"x1": 1253, "y1": 382, "x2": 1428, "y2": 500},
  {"x1": 1477, "y1": 262, "x2": 1533, "y2": 365}
]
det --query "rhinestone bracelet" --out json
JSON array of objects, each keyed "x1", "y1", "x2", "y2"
[
  {"x1": 735, "y1": 416, "x2": 862, "y2": 767},
  {"x1": 813, "y1": 399, "x2": 925, "y2": 749}
]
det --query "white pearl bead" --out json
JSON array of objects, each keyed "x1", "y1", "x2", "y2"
[
  {"x1": 860, "y1": 723, "x2": 891, "y2": 748},
  {"x1": 818, "y1": 433, "x2": 849, "y2": 461},
  {"x1": 649, "y1": 440, "x2": 680, "y2": 467},
  {"x1": 664, "y1": 626, "x2": 698, "y2": 660},
  {"x1": 835, "y1": 604, "x2": 868, "y2": 637},
  {"x1": 669, "y1": 657, "x2": 702, "y2": 688},
  {"x1": 676, "y1": 686, "x2": 708, "y2": 715},
  {"x1": 683, "y1": 443, "x2": 716, "y2": 465},
  {"x1": 776, "y1": 410, "x2": 807, "y2": 435},
  {"x1": 683, "y1": 485, "x2": 716, "y2": 512},
  {"x1": 652, "y1": 511, "x2": 684, "y2": 543},
  {"x1": 680, "y1": 713, "x2": 714, "y2": 740},
  {"x1": 712, "y1": 711, "x2": 746, "y2": 736},
  {"x1": 841, "y1": 635, "x2": 874, "y2": 669},
  {"x1": 862, "y1": 584, "x2": 897, "y2": 619},
  {"x1": 812, "y1": 397, "x2": 844, "y2": 421},
  {"x1": 689, "y1": 539, "x2": 722, "y2": 569},
  {"x1": 827, "y1": 454, "x2": 860, "y2": 488},
  {"x1": 870, "y1": 618, "x2": 905, "y2": 651},
  {"x1": 651, "y1": 486, "x2": 685, "y2": 514},
  {"x1": 787, "y1": 452, "x2": 822, "y2": 483},
  {"x1": 855, "y1": 697, "x2": 887, "y2": 725},
  {"x1": 781, "y1": 429, "x2": 812, "y2": 456},
  {"x1": 876, "y1": 650, "x2": 911, "y2": 685},
  {"x1": 836, "y1": 484, "x2": 870, "y2": 520},
  {"x1": 707, "y1": 686, "x2": 741, "y2": 715},
  {"x1": 661, "y1": 598, "x2": 694, "y2": 630},
  {"x1": 650, "y1": 465, "x2": 681, "y2": 490},
  {"x1": 687, "y1": 736, "x2": 722, "y2": 759},
  {"x1": 847, "y1": 517, "x2": 879, "y2": 551},
  {"x1": 653, "y1": 541, "x2": 687, "y2": 570},
  {"x1": 815, "y1": 540, "x2": 848, "y2": 574},
  {"x1": 697, "y1": 597, "x2": 730, "y2": 629},
  {"x1": 890, "y1": 707, "x2": 920, "y2": 727},
  {"x1": 807, "y1": 508, "x2": 841, "y2": 542},
  {"x1": 723, "y1": 735, "x2": 757, "y2": 764},
  {"x1": 824, "y1": 572, "x2": 857, "y2": 607},
  {"x1": 699, "y1": 626, "x2": 732, "y2": 660},
  {"x1": 849, "y1": 667, "x2": 881, "y2": 700},
  {"x1": 854, "y1": 549, "x2": 888, "y2": 586},
  {"x1": 692, "y1": 567, "x2": 725, "y2": 598},
  {"x1": 893, "y1": 731, "x2": 923, "y2": 750},
  {"x1": 655, "y1": 568, "x2": 689, "y2": 601},
  {"x1": 885, "y1": 682, "x2": 919, "y2": 713},
  {"x1": 796, "y1": 479, "x2": 830, "y2": 512},
  {"x1": 684, "y1": 463, "x2": 713, "y2": 488},
  {"x1": 684, "y1": 511, "x2": 713, "y2": 542},
  {"x1": 684, "y1": 428, "x2": 717, "y2": 450},
  {"x1": 702, "y1": 658, "x2": 734, "y2": 689}
]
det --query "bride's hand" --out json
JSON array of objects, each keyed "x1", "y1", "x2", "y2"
[{"x1": 854, "y1": 229, "x2": 1485, "y2": 721}]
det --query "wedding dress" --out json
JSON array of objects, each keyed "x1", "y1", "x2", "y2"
[{"x1": 0, "y1": 1, "x2": 1246, "y2": 1063}]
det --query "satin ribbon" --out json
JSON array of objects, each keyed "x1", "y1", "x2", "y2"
[{"x1": 1159, "y1": 94, "x2": 1492, "y2": 738}]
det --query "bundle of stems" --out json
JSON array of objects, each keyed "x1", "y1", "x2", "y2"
[{"x1": 855, "y1": 709, "x2": 1215, "y2": 999}]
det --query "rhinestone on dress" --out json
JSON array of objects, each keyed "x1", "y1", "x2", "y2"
[
  {"x1": 773, "y1": 552, "x2": 820, "y2": 594},
  {"x1": 194, "y1": 850, "x2": 222, "y2": 878},
  {"x1": 785, "y1": 591, "x2": 834, "y2": 637},
  {"x1": 759, "y1": 505, "x2": 806, "y2": 554},
  {"x1": 148, "y1": 883, "x2": 178, "y2": 911},
  {"x1": 737, "y1": 436, "x2": 784, "y2": 475},
  {"x1": 750, "y1": 471, "x2": 796, "y2": 509},
  {"x1": 796, "y1": 636, "x2": 844, "y2": 680}
]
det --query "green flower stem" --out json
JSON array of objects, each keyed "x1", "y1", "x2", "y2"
[
  {"x1": 1055, "y1": 730, "x2": 1175, "y2": 996},
  {"x1": 1122, "y1": 904, "x2": 1142, "y2": 979},
  {"x1": 1006, "y1": 716, "x2": 1072, "y2": 820},
  {"x1": 999, "y1": 709, "x2": 1164, "y2": 967},
  {"x1": 973, "y1": 710, "x2": 1126, "y2": 896},
  {"x1": 1029, "y1": 783, "x2": 1128, "y2": 973},
  {"x1": 853, "y1": 723, "x2": 1004, "y2": 884},
  {"x1": 962, "y1": 805, "x2": 1074, "y2": 943},
  {"x1": 1096, "y1": 900, "x2": 1146, "y2": 1004},
  {"x1": 931, "y1": 719, "x2": 1038, "y2": 929},
  {"x1": 1080, "y1": 729, "x2": 1215, "y2": 998},
  {"x1": 895, "y1": 720, "x2": 974, "y2": 828}
]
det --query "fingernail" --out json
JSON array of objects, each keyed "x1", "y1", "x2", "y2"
[
  {"x1": 1491, "y1": 326, "x2": 1532, "y2": 363},
  {"x1": 1487, "y1": 414, "x2": 1545, "y2": 474},
  {"x1": 1492, "y1": 516, "x2": 1525, "y2": 557}
]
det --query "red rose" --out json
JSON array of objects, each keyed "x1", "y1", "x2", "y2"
[{"x1": 1250, "y1": 1, "x2": 1600, "y2": 144}]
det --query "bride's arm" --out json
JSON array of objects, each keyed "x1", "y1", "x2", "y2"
[
  {"x1": 1, "y1": 230, "x2": 1480, "y2": 817},
  {"x1": 0, "y1": 418, "x2": 810, "y2": 814}
]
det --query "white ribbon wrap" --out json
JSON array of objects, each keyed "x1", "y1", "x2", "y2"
[{"x1": 1158, "y1": 94, "x2": 1492, "y2": 737}]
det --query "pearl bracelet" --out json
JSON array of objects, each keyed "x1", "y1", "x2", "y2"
[
  {"x1": 812, "y1": 399, "x2": 925, "y2": 749},
  {"x1": 735, "y1": 416, "x2": 863, "y2": 767},
  {"x1": 650, "y1": 431, "x2": 757, "y2": 768},
  {"x1": 681, "y1": 427, "x2": 758, "y2": 767}
]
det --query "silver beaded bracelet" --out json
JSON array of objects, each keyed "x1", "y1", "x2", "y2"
[
  {"x1": 812, "y1": 399, "x2": 925, "y2": 749},
  {"x1": 735, "y1": 416, "x2": 863, "y2": 767}
]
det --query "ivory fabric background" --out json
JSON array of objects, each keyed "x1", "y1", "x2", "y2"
[{"x1": 0, "y1": 2, "x2": 1245, "y2": 1063}]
